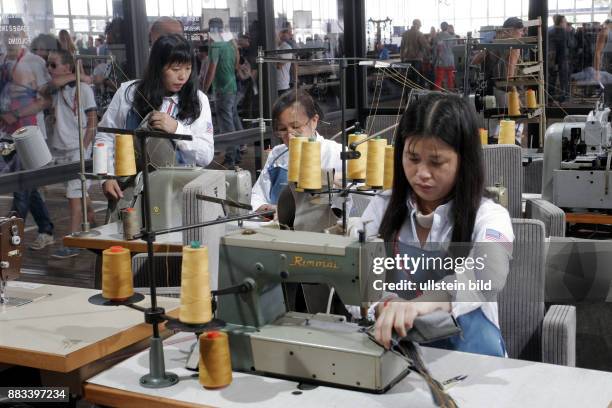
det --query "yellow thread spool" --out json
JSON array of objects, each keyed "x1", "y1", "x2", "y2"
[
  {"x1": 479, "y1": 128, "x2": 488, "y2": 145},
  {"x1": 199, "y1": 331, "x2": 232, "y2": 388},
  {"x1": 347, "y1": 133, "x2": 368, "y2": 181},
  {"x1": 366, "y1": 138, "x2": 386, "y2": 189},
  {"x1": 499, "y1": 120, "x2": 516, "y2": 145},
  {"x1": 507, "y1": 90, "x2": 521, "y2": 116},
  {"x1": 526, "y1": 89, "x2": 537, "y2": 109},
  {"x1": 115, "y1": 134, "x2": 137, "y2": 176},
  {"x1": 287, "y1": 136, "x2": 306, "y2": 183},
  {"x1": 179, "y1": 243, "x2": 212, "y2": 324},
  {"x1": 102, "y1": 246, "x2": 133, "y2": 301},
  {"x1": 297, "y1": 140, "x2": 322, "y2": 190},
  {"x1": 383, "y1": 145, "x2": 394, "y2": 190}
]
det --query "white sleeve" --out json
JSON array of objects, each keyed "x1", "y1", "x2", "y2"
[
  {"x1": 95, "y1": 83, "x2": 130, "y2": 174},
  {"x1": 450, "y1": 202, "x2": 514, "y2": 319},
  {"x1": 81, "y1": 85, "x2": 97, "y2": 112},
  {"x1": 175, "y1": 91, "x2": 214, "y2": 167},
  {"x1": 321, "y1": 139, "x2": 343, "y2": 173},
  {"x1": 251, "y1": 154, "x2": 274, "y2": 209}
]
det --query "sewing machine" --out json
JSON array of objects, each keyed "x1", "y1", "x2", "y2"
[
  {"x1": 542, "y1": 102, "x2": 612, "y2": 208},
  {"x1": 0, "y1": 216, "x2": 28, "y2": 307},
  {"x1": 216, "y1": 228, "x2": 412, "y2": 393}
]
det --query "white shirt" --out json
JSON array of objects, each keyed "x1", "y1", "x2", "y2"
[
  {"x1": 251, "y1": 133, "x2": 344, "y2": 210},
  {"x1": 277, "y1": 41, "x2": 292, "y2": 91},
  {"x1": 51, "y1": 82, "x2": 96, "y2": 150},
  {"x1": 95, "y1": 80, "x2": 214, "y2": 171},
  {"x1": 360, "y1": 191, "x2": 514, "y2": 329}
]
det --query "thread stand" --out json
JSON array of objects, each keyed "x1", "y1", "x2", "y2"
[
  {"x1": 88, "y1": 292, "x2": 145, "y2": 306},
  {"x1": 88, "y1": 125, "x2": 272, "y2": 388}
]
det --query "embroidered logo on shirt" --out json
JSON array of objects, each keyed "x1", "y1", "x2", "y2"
[
  {"x1": 485, "y1": 228, "x2": 512, "y2": 251},
  {"x1": 206, "y1": 121, "x2": 213, "y2": 134}
]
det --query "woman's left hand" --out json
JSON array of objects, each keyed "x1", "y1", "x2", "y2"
[{"x1": 148, "y1": 111, "x2": 178, "y2": 133}]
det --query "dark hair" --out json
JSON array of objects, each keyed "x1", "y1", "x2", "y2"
[
  {"x1": 440, "y1": 22, "x2": 449, "y2": 31},
  {"x1": 129, "y1": 34, "x2": 201, "y2": 124},
  {"x1": 553, "y1": 14, "x2": 565, "y2": 26},
  {"x1": 378, "y1": 93, "x2": 484, "y2": 247},
  {"x1": 49, "y1": 49, "x2": 75, "y2": 71},
  {"x1": 272, "y1": 89, "x2": 324, "y2": 130}
]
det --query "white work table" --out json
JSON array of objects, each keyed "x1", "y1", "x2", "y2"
[
  {"x1": 85, "y1": 332, "x2": 612, "y2": 408},
  {"x1": 0, "y1": 283, "x2": 179, "y2": 376}
]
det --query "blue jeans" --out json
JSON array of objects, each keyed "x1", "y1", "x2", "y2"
[
  {"x1": 12, "y1": 189, "x2": 54, "y2": 235},
  {"x1": 215, "y1": 92, "x2": 243, "y2": 166},
  {"x1": 427, "y1": 307, "x2": 506, "y2": 357}
]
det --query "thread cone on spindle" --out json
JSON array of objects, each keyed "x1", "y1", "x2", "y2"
[
  {"x1": 347, "y1": 133, "x2": 368, "y2": 181},
  {"x1": 115, "y1": 134, "x2": 137, "y2": 176},
  {"x1": 526, "y1": 89, "x2": 537, "y2": 109},
  {"x1": 297, "y1": 140, "x2": 322, "y2": 190},
  {"x1": 102, "y1": 246, "x2": 133, "y2": 301},
  {"x1": 199, "y1": 331, "x2": 233, "y2": 389},
  {"x1": 507, "y1": 90, "x2": 520, "y2": 116},
  {"x1": 479, "y1": 128, "x2": 488, "y2": 145},
  {"x1": 366, "y1": 138, "x2": 386, "y2": 189},
  {"x1": 287, "y1": 136, "x2": 306, "y2": 183},
  {"x1": 179, "y1": 241, "x2": 212, "y2": 324},
  {"x1": 499, "y1": 120, "x2": 516, "y2": 145},
  {"x1": 383, "y1": 145, "x2": 394, "y2": 190}
]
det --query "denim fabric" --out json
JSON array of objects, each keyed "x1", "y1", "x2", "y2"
[
  {"x1": 215, "y1": 92, "x2": 243, "y2": 166},
  {"x1": 12, "y1": 189, "x2": 54, "y2": 235}
]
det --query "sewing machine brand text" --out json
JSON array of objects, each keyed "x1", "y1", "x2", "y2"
[{"x1": 289, "y1": 256, "x2": 339, "y2": 269}]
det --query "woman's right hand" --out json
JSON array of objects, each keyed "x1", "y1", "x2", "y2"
[
  {"x1": 103, "y1": 180, "x2": 124, "y2": 200},
  {"x1": 256, "y1": 204, "x2": 277, "y2": 219}
]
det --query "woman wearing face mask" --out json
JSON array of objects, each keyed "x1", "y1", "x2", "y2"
[
  {"x1": 251, "y1": 89, "x2": 343, "y2": 213},
  {"x1": 361, "y1": 93, "x2": 514, "y2": 356},
  {"x1": 95, "y1": 34, "x2": 214, "y2": 201}
]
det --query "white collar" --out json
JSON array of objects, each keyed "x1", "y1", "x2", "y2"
[{"x1": 407, "y1": 195, "x2": 453, "y2": 221}]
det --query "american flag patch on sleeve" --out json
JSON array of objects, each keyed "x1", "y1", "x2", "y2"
[
  {"x1": 485, "y1": 228, "x2": 513, "y2": 251},
  {"x1": 206, "y1": 121, "x2": 214, "y2": 133}
]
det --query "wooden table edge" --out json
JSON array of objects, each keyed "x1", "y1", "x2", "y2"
[
  {"x1": 0, "y1": 308, "x2": 179, "y2": 372},
  {"x1": 63, "y1": 235, "x2": 183, "y2": 253},
  {"x1": 83, "y1": 383, "x2": 212, "y2": 408}
]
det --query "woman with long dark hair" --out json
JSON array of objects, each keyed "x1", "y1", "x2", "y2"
[
  {"x1": 361, "y1": 92, "x2": 513, "y2": 356},
  {"x1": 96, "y1": 34, "x2": 214, "y2": 200}
]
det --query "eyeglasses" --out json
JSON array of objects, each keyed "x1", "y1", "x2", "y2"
[{"x1": 273, "y1": 119, "x2": 312, "y2": 138}]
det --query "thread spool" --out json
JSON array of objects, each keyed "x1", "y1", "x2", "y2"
[
  {"x1": 507, "y1": 90, "x2": 521, "y2": 116},
  {"x1": 479, "y1": 128, "x2": 488, "y2": 145},
  {"x1": 102, "y1": 246, "x2": 133, "y2": 301},
  {"x1": 499, "y1": 120, "x2": 516, "y2": 145},
  {"x1": 347, "y1": 133, "x2": 368, "y2": 181},
  {"x1": 121, "y1": 207, "x2": 140, "y2": 240},
  {"x1": 366, "y1": 138, "x2": 386, "y2": 189},
  {"x1": 383, "y1": 145, "x2": 394, "y2": 190},
  {"x1": 11, "y1": 126, "x2": 52, "y2": 170},
  {"x1": 287, "y1": 136, "x2": 306, "y2": 183},
  {"x1": 297, "y1": 140, "x2": 322, "y2": 190},
  {"x1": 526, "y1": 89, "x2": 537, "y2": 109},
  {"x1": 199, "y1": 331, "x2": 233, "y2": 388},
  {"x1": 179, "y1": 241, "x2": 212, "y2": 324},
  {"x1": 93, "y1": 143, "x2": 108, "y2": 175},
  {"x1": 115, "y1": 134, "x2": 137, "y2": 176}
]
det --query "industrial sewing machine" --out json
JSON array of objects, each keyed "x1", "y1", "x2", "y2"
[
  {"x1": 542, "y1": 102, "x2": 612, "y2": 208},
  {"x1": 216, "y1": 228, "x2": 413, "y2": 393}
]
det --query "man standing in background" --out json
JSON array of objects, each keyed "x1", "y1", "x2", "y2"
[{"x1": 400, "y1": 19, "x2": 430, "y2": 86}]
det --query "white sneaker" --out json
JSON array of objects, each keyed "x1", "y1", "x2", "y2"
[{"x1": 29, "y1": 233, "x2": 55, "y2": 250}]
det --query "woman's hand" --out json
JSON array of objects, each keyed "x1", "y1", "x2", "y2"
[
  {"x1": 256, "y1": 204, "x2": 277, "y2": 219},
  {"x1": 374, "y1": 300, "x2": 451, "y2": 349},
  {"x1": 102, "y1": 179, "x2": 124, "y2": 200},
  {"x1": 148, "y1": 111, "x2": 178, "y2": 133}
]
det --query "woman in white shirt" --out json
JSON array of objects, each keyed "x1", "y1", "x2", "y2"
[
  {"x1": 96, "y1": 34, "x2": 214, "y2": 200},
  {"x1": 251, "y1": 89, "x2": 343, "y2": 213},
  {"x1": 362, "y1": 92, "x2": 514, "y2": 357}
]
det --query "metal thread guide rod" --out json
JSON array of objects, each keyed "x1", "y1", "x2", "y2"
[{"x1": 72, "y1": 54, "x2": 114, "y2": 237}]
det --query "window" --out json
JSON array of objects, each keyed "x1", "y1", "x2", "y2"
[{"x1": 52, "y1": 0, "x2": 113, "y2": 36}]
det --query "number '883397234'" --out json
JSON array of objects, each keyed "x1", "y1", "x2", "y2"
[{"x1": 1, "y1": 387, "x2": 69, "y2": 402}]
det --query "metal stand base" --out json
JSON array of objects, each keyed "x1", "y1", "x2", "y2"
[
  {"x1": 140, "y1": 337, "x2": 179, "y2": 388},
  {"x1": 71, "y1": 229, "x2": 101, "y2": 237}
]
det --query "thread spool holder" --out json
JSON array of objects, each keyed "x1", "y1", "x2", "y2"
[{"x1": 89, "y1": 125, "x2": 271, "y2": 388}]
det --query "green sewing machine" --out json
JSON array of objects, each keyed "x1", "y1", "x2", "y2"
[{"x1": 217, "y1": 228, "x2": 411, "y2": 393}]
